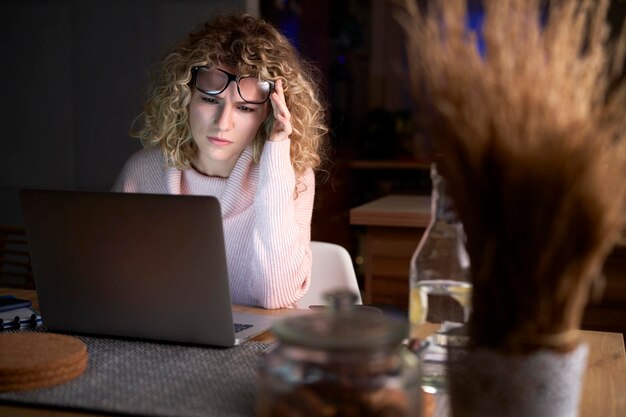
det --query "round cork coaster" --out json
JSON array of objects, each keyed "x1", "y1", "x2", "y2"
[{"x1": 0, "y1": 333, "x2": 88, "y2": 392}]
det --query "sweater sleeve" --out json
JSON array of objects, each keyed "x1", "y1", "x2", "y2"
[
  {"x1": 248, "y1": 139, "x2": 315, "y2": 309},
  {"x1": 111, "y1": 148, "x2": 168, "y2": 194}
]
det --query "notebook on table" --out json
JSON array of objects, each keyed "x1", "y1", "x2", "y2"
[{"x1": 20, "y1": 189, "x2": 277, "y2": 347}]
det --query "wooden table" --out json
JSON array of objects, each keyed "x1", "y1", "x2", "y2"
[
  {"x1": 1, "y1": 289, "x2": 625, "y2": 417},
  {"x1": 350, "y1": 194, "x2": 431, "y2": 308}
]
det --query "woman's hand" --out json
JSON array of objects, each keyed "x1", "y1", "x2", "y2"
[{"x1": 268, "y1": 79, "x2": 293, "y2": 142}]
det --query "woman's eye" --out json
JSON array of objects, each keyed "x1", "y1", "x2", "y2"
[
  {"x1": 238, "y1": 105, "x2": 254, "y2": 112},
  {"x1": 201, "y1": 96, "x2": 219, "y2": 104}
]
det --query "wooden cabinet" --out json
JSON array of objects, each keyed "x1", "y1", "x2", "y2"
[{"x1": 349, "y1": 195, "x2": 430, "y2": 309}]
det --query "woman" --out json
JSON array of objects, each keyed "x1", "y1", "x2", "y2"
[{"x1": 113, "y1": 13, "x2": 328, "y2": 309}]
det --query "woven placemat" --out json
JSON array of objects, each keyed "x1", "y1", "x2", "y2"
[{"x1": 0, "y1": 328, "x2": 270, "y2": 417}]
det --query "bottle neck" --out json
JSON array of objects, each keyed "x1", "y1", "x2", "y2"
[{"x1": 431, "y1": 169, "x2": 460, "y2": 224}]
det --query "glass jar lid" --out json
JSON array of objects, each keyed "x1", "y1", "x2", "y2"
[{"x1": 271, "y1": 290, "x2": 409, "y2": 351}]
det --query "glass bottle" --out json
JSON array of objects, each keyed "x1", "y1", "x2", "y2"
[
  {"x1": 257, "y1": 290, "x2": 422, "y2": 417},
  {"x1": 408, "y1": 164, "x2": 471, "y2": 392},
  {"x1": 409, "y1": 163, "x2": 471, "y2": 331}
]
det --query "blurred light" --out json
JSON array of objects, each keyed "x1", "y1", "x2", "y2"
[{"x1": 466, "y1": 11, "x2": 486, "y2": 57}]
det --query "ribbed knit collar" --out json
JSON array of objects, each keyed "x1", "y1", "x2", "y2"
[{"x1": 164, "y1": 147, "x2": 258, "y2": 219}]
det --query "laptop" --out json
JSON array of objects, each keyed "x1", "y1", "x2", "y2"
[{"x1": 20, "y1": 189, "x2": 277, "y2": 347}]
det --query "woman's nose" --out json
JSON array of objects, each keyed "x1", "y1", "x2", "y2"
[
  {"x1": 213, "y1": 84, "x2": 238, "y2": 131},
  {"x1": 214, "y1": 104, "x2": 234, "y2": 131}
]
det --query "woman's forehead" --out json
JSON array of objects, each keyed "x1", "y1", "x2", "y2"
[
  {"x1": 214, "y1": 63, "x2": 237, "y2": 73},
  {"x1": 210, "y1": 62, "x2": 260, "y2": 76}
]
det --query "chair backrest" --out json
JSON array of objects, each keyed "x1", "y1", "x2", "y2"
[
  {"x1": 297, "y1": 241, "x2": 362, "y2": 309},
  {"x1": 0, "y1": 225, "x2": 34, "y2": 289}
]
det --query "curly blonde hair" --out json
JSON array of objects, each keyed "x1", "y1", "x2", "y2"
[{"x1": 134, "y1": 13, "x2": 328, "y2": 180}]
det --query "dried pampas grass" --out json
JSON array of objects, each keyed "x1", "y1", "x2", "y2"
[{"x1": 397, "y1": 0, "x2": 626, "y2": 353}]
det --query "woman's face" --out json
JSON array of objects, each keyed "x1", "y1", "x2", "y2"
[{"x1": 188, "y1": 65, "x2": 269, "y2": 177}]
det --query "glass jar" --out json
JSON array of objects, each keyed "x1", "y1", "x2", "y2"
[{"x1": 257, "y1": 291, "x2": 422, "y2": 417}]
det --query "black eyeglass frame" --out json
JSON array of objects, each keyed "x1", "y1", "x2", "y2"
[{"x1": 191, "y1": 67, "x2": 275, "y2": 104}]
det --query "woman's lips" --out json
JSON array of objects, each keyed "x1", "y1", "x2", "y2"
[{"x1": 208, "y1": 136, "x2": 231, "y2": 146}]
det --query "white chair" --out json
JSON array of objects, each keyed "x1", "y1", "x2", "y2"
[{"x1": 297, "y1": 241, "x2": 363, "y2": 309}]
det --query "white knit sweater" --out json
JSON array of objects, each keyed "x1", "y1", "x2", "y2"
[{"x1": 112, "y1": 140, "x2": 313, "y2": 309}]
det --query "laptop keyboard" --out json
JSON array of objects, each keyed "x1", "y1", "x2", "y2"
[{"x1": 234, "y1": 323, "x2": 253, "y2": 333}]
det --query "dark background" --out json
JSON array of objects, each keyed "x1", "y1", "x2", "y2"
[{"x1": 2, "y1": 0, "x2": 626, "y2": 267}]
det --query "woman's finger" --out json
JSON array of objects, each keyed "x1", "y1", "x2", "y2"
[{"x1": 269, "y1": 80, "x2": 293, "y2": 142}]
